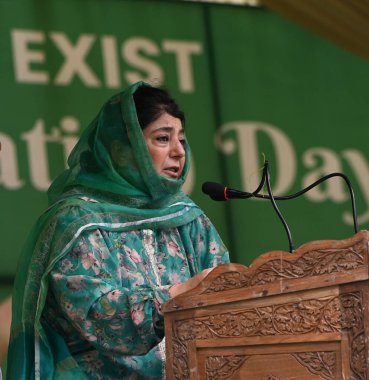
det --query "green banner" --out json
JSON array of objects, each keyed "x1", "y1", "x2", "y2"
[
  {"x1": 209, "y1": 6, "x2": 369, "y2": 261},
  {"x1": 0, "y1": 0, "x2": 229, "y2": 277},
  {"x1": 1, "y1": 0, "x2": 369, "y2": 282}
]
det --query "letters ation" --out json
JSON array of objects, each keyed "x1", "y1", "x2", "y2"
[
  {"x1": 0, "y1": 117, "x2": 79, "y2": 191},
  {"x1": 1, "y1": 116, "x2": 196, "y2": 194}
]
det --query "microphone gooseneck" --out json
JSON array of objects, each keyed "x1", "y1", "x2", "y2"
[{"x1": 201, "y1": 160, "x2": 359, "y2": 253}]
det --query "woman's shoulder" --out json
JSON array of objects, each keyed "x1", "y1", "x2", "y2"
[
  {"x1": 40, "y1": 194, "x2": 106, "y2": 232},
  {"x1": 180, "y1": 212, "x2": 214, "y2": 231},
  {"x1": 50, "y1": 195, "x2": 99, "y2": 214}
]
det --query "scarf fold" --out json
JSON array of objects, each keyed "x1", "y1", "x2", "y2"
[{"x1": 7, "y1": 81, "x2": 202, "y2": 380}]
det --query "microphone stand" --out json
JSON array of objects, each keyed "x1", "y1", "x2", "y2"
[{"x1": 237, "y1": 160, "x2": 359, "y2": 253}]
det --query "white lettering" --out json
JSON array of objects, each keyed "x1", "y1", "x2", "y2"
[
  {"x1": 162, "y1": 40, "x2": 202, "y2": 93},
  {"x1": 101, "y1": 35, "x2": 121, "y2": 88},
  {"x1": 21, "y1": 119, "x2": 61, "y2": 190},
  {"x1": 216, "y1": 121, "x2": 296, "y2": 194},
  {"x1": 59, "y1": 116, "x2": 80, "y2": 165},
  {"x1": 10, "y1": 29, "x2": 204, "y2": 92},
  {"x1": 0, "y1": 133, "x2": 24, "y2": 189},
  {"x1": 123, "y1": 37, "x2": 163, "y2": 85},
  {"x1": 11, "y1": 29, "x2": 48, "y2": 83},
  {"x1": 302, "y1": 147, "x2": 347, "y2": 202},
  {"x1": 50, "y1": 32, "x2": 100, "y2": 87},
  {"x1": 342, "y1": 149, "x2": 369, "y2": 225}
]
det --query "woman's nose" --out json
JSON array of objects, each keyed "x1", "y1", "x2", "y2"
[{"x1": 171, "y1": 139, "x2": 185, "y2": 157}]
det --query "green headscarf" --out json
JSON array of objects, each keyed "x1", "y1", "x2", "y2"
[
  {"x1": 49, "y1": 80, "x2": 191, "y2": 208},
  {"x1": 7, "y1": 81, "x2": 202, "y2": 379}
]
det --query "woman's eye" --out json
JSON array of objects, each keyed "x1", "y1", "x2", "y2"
[
  {"x1": 180, "y1": 138, "x2": 186, "y2": 146},
  {"x1": 156, "y1": 136, "x2": 169, "y2": 142}
]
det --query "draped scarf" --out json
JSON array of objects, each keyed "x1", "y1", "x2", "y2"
[{"x1": 7, "y1": 82, "x2": 202, "y2": 379}]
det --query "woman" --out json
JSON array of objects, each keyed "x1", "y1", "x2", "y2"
[{"x1": 7, "y1": 82, "x2": 229, "y2": 379}]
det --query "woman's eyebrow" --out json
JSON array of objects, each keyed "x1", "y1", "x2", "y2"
[{"x1": 152, "y1": 126, "x2": 184, "y2": 133}]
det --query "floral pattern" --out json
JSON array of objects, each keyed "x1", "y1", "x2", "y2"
[{"x1": 44, "y1": 214, "x2": 229, "y2": 379}]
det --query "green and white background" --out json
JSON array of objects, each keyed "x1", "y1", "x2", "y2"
[{"x1": 1, "y1": 0, "x2": 369, "y2": 303}]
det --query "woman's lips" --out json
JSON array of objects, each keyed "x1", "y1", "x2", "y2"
[{"x1": 162, "y1": 167, "x2": 180, "y2": 178}]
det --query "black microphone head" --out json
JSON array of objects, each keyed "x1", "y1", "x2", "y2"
[{"x1": 202, "y1": 182, "x2": 227, "y2": 201}]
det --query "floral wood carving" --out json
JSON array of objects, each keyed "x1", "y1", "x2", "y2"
[
  {"x1": 292, "y1": 352, "x2": 336, "y2": 380},
  {"x1": 205, "y1": 355, "x2": 249, "y2": 380},
  {"x1": 203, "y1": 241, "x2": 366, "y2": 293},
  {"x1": 175, "y1": 297, "x2": 342, "y2": 340},
  {"x1": 205, "y1": 352, "x2": 336, "y2": 380},
  {"x1": 172, "y1": 292, "x2": 365, "y2": 380},
  {"x1": 172, "y1": 338, "x2": 190, "y2": 380},
  {"x1": 340, "y1": 293, "x2": 365, "y2": 380}
]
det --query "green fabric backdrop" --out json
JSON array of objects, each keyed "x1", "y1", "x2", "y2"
[{"x1": 1, "y1": 0, "x2": 369, "y2": 281}]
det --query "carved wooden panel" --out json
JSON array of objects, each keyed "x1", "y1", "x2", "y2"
[
  {"x1": 171, "y1": 292, "x2": 364, "y2": 380},
  {"x1": 203, "y1": 240, "x2": 366, "y2": 294},
  {"x1": 205, "y1": 355, "x2": 249, "y2": 380},
  {"x1": 292, "y1": 352, "x2": 336, "y2": 379},
  {"x1": 175, "y1": 293, "x2": 362, "y2": 339},
  {"x1": 164, "y1": 232, "x2": 369, "y2": 379},
  {"x1": 204, "y1": 352, "x2": 336, "y2": 380}
]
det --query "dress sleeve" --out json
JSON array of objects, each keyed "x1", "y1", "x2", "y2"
[
  {"x1": 49, "y1": 228, "x2": 171, "y2": 356},
  {"x1": 186, "y1": 214, "x2": 230, "y2": 270}
]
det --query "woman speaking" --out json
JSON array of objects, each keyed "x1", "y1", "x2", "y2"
[{"x1": 7, "y1": 82, "x2": 229, "y2": 379}]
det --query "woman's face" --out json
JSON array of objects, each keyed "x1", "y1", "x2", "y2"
[{"x1": 143, "y1": 112, "x2": 186, "y2": 179}]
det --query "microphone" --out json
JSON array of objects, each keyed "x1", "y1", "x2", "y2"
[{"x1": 202, "y1": 182, "x2": 252, "y2": 201}]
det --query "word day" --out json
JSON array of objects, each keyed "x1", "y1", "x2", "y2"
[
  {"x1": 216, "y1": 121, "x2": 369, "y2": 225},
  {"x1": 11, "y1": 29, "x2": 203, "y2": 92}
]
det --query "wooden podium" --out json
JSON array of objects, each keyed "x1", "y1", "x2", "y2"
[{"x1": 163, "y1": 231, "x2": 369, "y2": 379}]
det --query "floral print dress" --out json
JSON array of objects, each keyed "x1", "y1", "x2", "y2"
[{"x1": 43, "y1": 214, "x2": 229, "y2": 379}]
